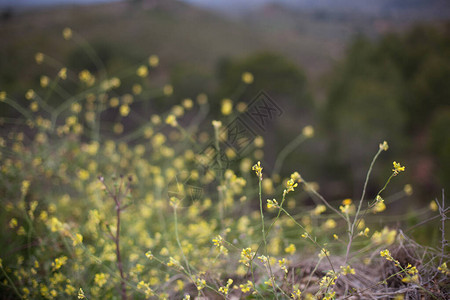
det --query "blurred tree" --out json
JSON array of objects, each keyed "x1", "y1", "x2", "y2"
[
  {"x1": 323, "y1": 24, "x2": 450, "y2": 197},
  {"x1": 429, "y1": 108, "x2": 450, "y2": 192},
  {"x1": 214, "y1": 52, "x2": 314, "y2": 177},
  {"x1": 216, "y1": 52, "x2": 312, "y2": 110},
  {"x1": 323, "y1": 35, "x2": 406, "y2": 193}
]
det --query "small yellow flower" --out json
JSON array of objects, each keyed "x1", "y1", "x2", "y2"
[
  {"x1": 252, "y1": 161, "x2": 263, "y2": 180},
  {"x1": 163, "y1": 84, "x2": 173, "y2": 96},
  {"x1": 182, "y1": 98, "x2": 193, "y2": 109},
  {"x1": 239, "y1": 247, "x2": 255, "y2": 266},
  {"x1": 145, "y1": 251, "x2": 154, "y2": 260},
  {"x1": 94, "y1": 273, "x2": 109, "y2": 288},
  {"x1": 285, "y1": 243, "x2": 296, "y2": 255},
  {"x1": 284, "y1": 178, "x2": 298, "y2": 195},
  {"x1": 267, "y1": 198, "x2": 278, "y2": 209},
  {"x1": 438, "y1": 262, "x2": 449, "y2": 276},
  {"x1": 72, "y1": 233, "x2": 83, "y2": 246},
  {"x1": 372, "y1": 195, "x2": 386, "y2": 213},
  {"x1": 212, "y1": 235, "x2": 223, "y2": 247},
  {"x1": 25, "y1": 89, "x2": 35, "y2": 100},
  {"x1": 21, "y1": 180, "x2": 30, "y2": 196},
  {"x1": 0, "y1": 91, "x2": 6, "y2": 101},
  {"x1": 165, "y1": 114, "x2": 177, "y2": 127},
  {"x1": 380, "y1": 249, "x2": 392, "y2": 260},
  {"x1": 279, "y1": 258, "x2": 288, "y2": 273},
  {"x1": 78, "y1": 288, "x2": 85, "y2": 299},
  {"x1": 137, "y1": 65, "x2": 148, "y2": 77},
  {"x1": 149, "y1": 55, "x2": 159, "y2": 67},
  {"x1": 119, "y1": 104, "x2": 130, "y2": 117},
  {"x1": 313, "y1": 204, "x2": 326, "y2": 216},
  {"x1": 239, "y1": 280, "x2": 253, "y2": 293},
  {"x1": 212, "y1": 120, "x2": 222, "y2": 129},
  {"x1": 302, "y1": 125, "x2": 314, "y2": 138},
  {"x1": 392, "y1": 161, "x2": 405, "y2": 175},
  {"x1": 62, "y1": 27, "x2": 72, "y2": 40},
  {"x1": 429, "y1": 201, "x2": 438, "y2": 212},
  {"x1": 318, "y1": 248, "x2": 329, "y2": 258},
  {"x1": 340, "y1": 265, "x2": 356, "y2": 275},
  {"x1": 403, "y1": 184, "x2": 413, "y2": 196},
  {"x1": 291, "y1": 289, "x2": 302, "y2": 299},
  {"x1": 196, "y1": 278, "x2": 206, "y2": 290},
  {"x1": 35, "y1": 52, "x2": 44, "y2": 64},
  {"x1": 218, "y1": 279, "x2": 233, "y2": 295},
  {"x1": 9, "y1": 218, "x2": 18, "y2": 229},
  {"x1": 322, "y1": 218, "x2": 336, "y2": 230},
  {"x1": 342, "y1": 198, "x2": 352, "y2": 205},
  {"x1": 58, "y1": 68, "x2": 67, "y2": 80},
  {"x1": 379, "y1": 141, "x2": 389, "y2": 151},
  {"x1": 242, "y1": 72, "x2": 254, "y2": 84},
  {"x1": 221, "y1": 98, "x2": 233, "y2": 115}
]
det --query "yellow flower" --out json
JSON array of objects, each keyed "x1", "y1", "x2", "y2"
[
  {"x1": 21, "y1": 180, "x2": 30, "y2": 196},
  {"x1": 379, "y1": 141, "x2": 389, "y2": 151},
  {"x1": 196, "y1": 278, "x2": 206, "y2": 290},
  {"x1": 149, "y1": 55, "x2": 159, "y2": 67},
  {"x1": 40, "y1": 76, "x2": 50, "y2": 87},
  {"x1": 165, "y1": 114, "x2": 177, "y2": 127},
  {"x1": 318, "y1": 248, "x2": 329, "y2": 258},
  {"x1": 218, "y1": 278, "x2": 233, "y2": 295},
  {"x1": 119, "y1": 104, "x2": 130, "y2": 117},
  {"x1": 267, "y1": 198, "x2": 278, "y2": 209},
  {"x1": 62, "y1": 27, "x2": 72, "y2": 40},
  {"x1": 403, "y1": 184, "x2": 413, "y2": 196},
  {"x1": 322, "y1": 218, "x2": 336, "y2": 230},
  {"x1": 25, "y1": 89, "x2": 35, "y2": 100},
  {"x1": 242, "y1": 72, "x2": 254, "y2": 84},
  {"x1": 372, "y1": 227, "x2": 397, "y2": 245},
  {"x1": 313, "y1": 204, "x2": 326, "y2": 216},
  {"x1": 372, "y1": 195, "x2": 386, "y2": 213},
  {"x1": 72, "y1": 233, "x2": 83, "y2": 246},
  {"x1": 252, "y1": 161, "x2": 263, "y2": 180},
  {"x1": 221, "y1": 98, "x2": 233, "y2": 115},
  {"x1": 239, "y1": 247, "x2": 255, "y2": 266},
  {"x1": 279, "y1": 258, "x2": 288, "y2": 273},
  {"x1": 35, "y1": 52, "x2": 44, "y2": 64},
  {"x1": 94, "y1": 273, "x2": 109, "y2": 288},
  {"x1": 239, "y1": 281, "x2": 253, "y2": 293},
  {"x1": 284, "y1": 178, "x2": 298, "y2": 195},
  {"x1": 285, "y1": 243, "x2": 296, "y2": 255},
  {"x1": 78, "y1": 288, "x2": 85, "y2": 299},
  {"x1": 136, "y1": 65, "x2": 148, "y2": 77},
  {"x1": 212, "y1": 235, "x2": 223, "y2": 247},
  {"x1": 340, "y1": 265, "x2": 356, "y2": 275},
  {"x1": 163, "y1": 84, "x2": 173, "y2": 96},
  {"x1": 429, "y1": 201, "x2": 438, "y2": 212},
  {"x1": 392, "y1": 161, "x2": 405, "y2": 175},
  {"x1": 212, "y1": 120, "x2": 222, "y2": 129},
  {"x1": 291, "y1": 289, "x2": 302, "y2": 299},
  {"x1": 302, "y1": 125, "x2": 314, "y2": 138},
  {"x1": 380, "y1": 249, "x2": 393, "y2": 260},
  {"x1": 438, "y1": 262, "x2": 449, "y2": 276},
  {"x1": 51, "y1": 256, "x2": 68, "y2": 271},
  {"x1": 58, "y1": 68, "x2": 67, "y2": 80},
  {"x1": 182, "y1": 98, "x2": 193, "y2": 109}
]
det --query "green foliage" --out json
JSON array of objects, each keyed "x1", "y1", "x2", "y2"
[
  {"x1": 217, "y1": 52, "x2": 312, "y2": 109},
  {"x1": 429, "y1": 108, "x2": 450, "y2": 191},
  {"x1": 323, "y1": 25, "x2": 450, "y2": 191}
]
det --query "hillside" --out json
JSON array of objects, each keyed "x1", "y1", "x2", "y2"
[{"x1": 0, "y1": 0, "x2": 412, "y2": 97}]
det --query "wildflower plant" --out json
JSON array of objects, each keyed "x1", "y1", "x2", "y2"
[{"x1": 0, "y1": 27, "x2": 448, "y2": 300}]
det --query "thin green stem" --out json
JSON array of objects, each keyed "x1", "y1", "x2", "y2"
[{"x1": 0, "y1": 264, "x2": 22, "y2": 299}]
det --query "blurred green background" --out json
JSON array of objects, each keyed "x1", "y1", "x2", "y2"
[{"x1": 1, "y1": 0, "x2": 449, "y2": 207}]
